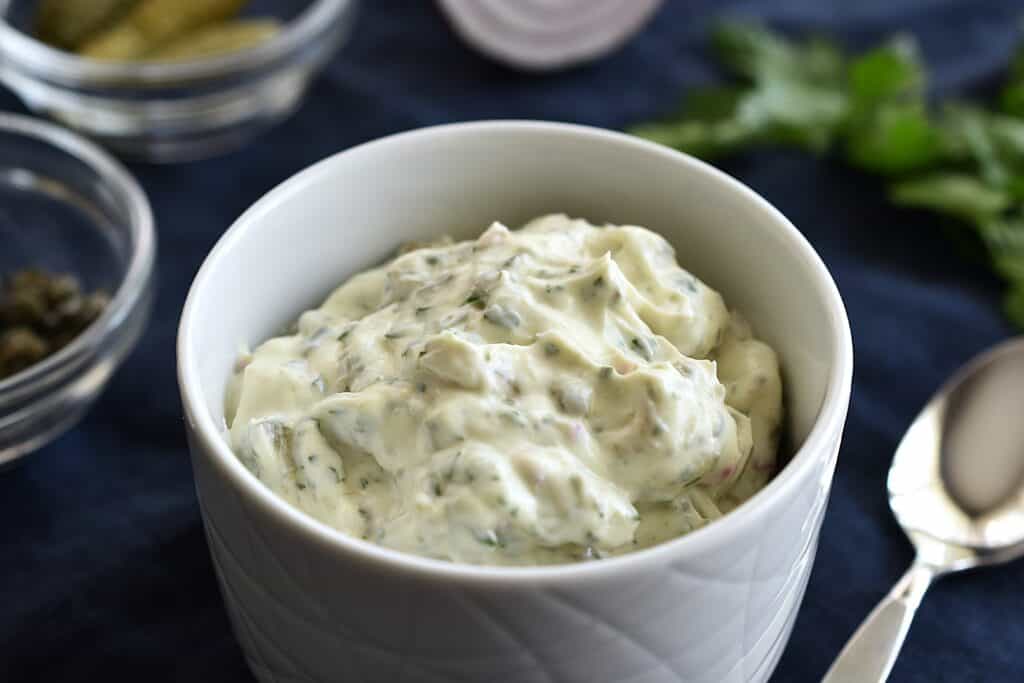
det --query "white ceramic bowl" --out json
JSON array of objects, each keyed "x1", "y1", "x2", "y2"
[{"x1": 178, "y1": 121, "x2": 853, "y2": 683}]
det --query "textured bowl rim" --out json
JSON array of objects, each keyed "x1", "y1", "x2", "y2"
[
  {"x1": 0, "y1": 0, "x2": 352, "y2": 85},
  {"x1": 0, "y1": 112, "x2": 155, "y2": 403},
  {"x1": 178, "y1": 121, "x2": 854, "y2": 585}
]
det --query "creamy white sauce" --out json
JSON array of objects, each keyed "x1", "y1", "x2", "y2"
[{"x1": 226, "y1": 215, "x2": 783, "y2": 565}]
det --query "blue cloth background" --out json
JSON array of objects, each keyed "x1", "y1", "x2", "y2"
[{"x1": 1, "y1": 1, "x2": 1021, "y2": 680}]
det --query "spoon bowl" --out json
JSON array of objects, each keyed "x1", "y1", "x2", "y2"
[
  {"x1": 889, "y1": 337, "x2": 1024, "y2": 552},
  {"x1": 825, "y1": 336, "x2": 1024, "y2": 682}
]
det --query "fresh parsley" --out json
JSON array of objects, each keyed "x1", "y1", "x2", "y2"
[{"x1": 629, "y1": 21, "x2": 1024, "y2": 327}]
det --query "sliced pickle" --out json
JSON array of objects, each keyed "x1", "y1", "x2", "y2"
[
  {"x1": 148, "y1": 19, "x2": 280, "y2": 61},
  {"x1": 35, "y1": 0, "x2": 140, "y2": 50},
  {"x1": 79, "y1": 0, "x2": 247, "y2": 60}
]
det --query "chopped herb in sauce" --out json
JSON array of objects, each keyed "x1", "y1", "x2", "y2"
[
  {"x1": 630, "y1": 336, "x2": 656, "y2": 361},
  {"x1": 464, "y1": 291, "x2": 487, "y2": 309}
]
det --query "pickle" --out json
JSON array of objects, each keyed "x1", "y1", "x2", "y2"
[
  {"x1": 35, "y1": 0, "x2": 140, "y2": 50},
  {"x1": 148, "y1": 19, "x2": 280, "y2": 61},
  {"x1": 79, "y1": 0, "x2": 248, "y2": 60}
]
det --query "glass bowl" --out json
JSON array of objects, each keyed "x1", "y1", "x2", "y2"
[
  {"x1": 0, "y1": 112, "x2": 155, "y2": 467},
  {"x1": 0, "y1": 0, "x2": 356, "y2": 162}
]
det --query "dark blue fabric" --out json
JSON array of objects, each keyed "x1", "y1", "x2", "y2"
[{"x1": 1, "y1": 1, "x2": 1021, "y2": 680}]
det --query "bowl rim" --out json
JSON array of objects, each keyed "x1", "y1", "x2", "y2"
[
  {"x1": 0, "y1": 112, "x2": 155, "y2": 404},
  {"x1": 178, "y1": 120, "x2": 853, "y2": 585},
  {"x1": 0, "y1": 0, "x2": 352, "y2": 85}
]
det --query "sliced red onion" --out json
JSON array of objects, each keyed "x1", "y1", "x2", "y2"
[{"x1": 437, "y1": 0, "x2": 663, "y2": 71}]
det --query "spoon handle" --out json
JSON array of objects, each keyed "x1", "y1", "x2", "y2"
[{"x1": 822, "y1": 563, "x2": 935, "y2": 683}]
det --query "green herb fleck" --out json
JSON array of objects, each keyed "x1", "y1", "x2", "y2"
[
  {"x1": 464, "y1": 291, "x2": 487, "y2": 309},
  {"x1": 630, "y1": 336, "x2": 656, "y2": 361}
]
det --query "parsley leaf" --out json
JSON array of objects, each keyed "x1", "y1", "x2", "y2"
[
  {"x1": 847, "y1": 38, "x2": 924, "y2": 107},
  {"x1": 712, "y1": 23, "x2": 844, "y2": 84},
  {"x1": 843, "y1": 40, "x2": 943, "y2": 174},
  {"x1": 1006, "y1": 283, "x2": 1024, "y2": 327},
  {"x1": 629, "y1": 87, "x2": 756, "y2": 158},
  {"x1": 846, "y1": 102, "x2": 943, "y2": 174},
  {"x1": 978, "y1": 218, "x2": 1024, "y2": 280},
  {"x1": 1001, "y1": 49, "x2": 1024, "y2": 118},
  {"x1": 890, "y1": 174, "x2": 1012, "y2": 222}
]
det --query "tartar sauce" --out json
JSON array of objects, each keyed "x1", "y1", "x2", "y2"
[{"x1": 226, "y1": 215, "x2": 783, "y2": 565}]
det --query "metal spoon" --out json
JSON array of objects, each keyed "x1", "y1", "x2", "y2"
[{"x1": 823, "y1": 337, "x2": 1024, "y2": 683}]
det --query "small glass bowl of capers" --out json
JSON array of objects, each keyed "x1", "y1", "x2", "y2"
[
  {"x1": 0, "y1": 0, "x2": 356, "y2": 161},
  {"x1": 0, "y1": 113, "x2": 155, "y2": 467}
]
